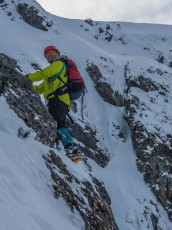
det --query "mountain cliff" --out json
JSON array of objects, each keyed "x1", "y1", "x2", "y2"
[{"x1": 0, "y1": 0, "x2": 172, "y2": 229}]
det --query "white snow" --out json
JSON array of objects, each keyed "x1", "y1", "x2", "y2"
[
  {"x1": 0, "y1": 97, "x2": 84, "y2": 230},
  {"x1": 0, "y1": 0, "x2": 172, "y2": 229}
]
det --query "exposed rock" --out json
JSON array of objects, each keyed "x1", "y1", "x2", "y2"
[
  {"x1": 86, "y1": 62, "x2": 124, "y2": 107},
  {"x1": 43, "y1": 150, "x2": 119, "y2": 230},
  {"x1": 105, "y1": 31, "x2": 113, "y2": 42},
  {"x1": 17, "y1": 3, "x2": 52, "y2": 31},
  {"x1": 85, "y1": 18, "x2": 95, "y2": 26},
  {"x1": 106, "y1": 24, "x2": 111, "y2": 30},
  {"x1": 169, "y1": 62, "x2": 172, "y2": 68},
  {"x1": 156, "y1": 53, "x2": 164, "y2": 64},
  {"x1": 125, "y1": 74, "x2": 160, "y2": 93},
  {"x1": 0, "y1": 53, "x2": 57, "y2": 147},
  {"x1": 124, "y1": 61, "x2": 172, "y2": 221},
  {"x1": 151, "y1": 213, "x2": 160, "y2": 230},
  {"x1": 66, "y1": 119, "x2": 110, "y2": 168},
  {"x1": 81, "y1": 20, "x2": 127, "y2": 44},
  {"x1": 112, "y1": 123, "x2": 125, "y2": 142},
  {"x1": 0, "y1": 0, "x2": 8, "y2": 10},
  {"x1": 18, "y1": 127, "x2": 30, "y2": 138},
  {"x1": 7, "y1": 11, "x2": 11, "y2": 16}
]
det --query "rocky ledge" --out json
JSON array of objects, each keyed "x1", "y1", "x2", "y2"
[
  {"x1": 43, "y1": 150, "x2": 119, "y2": 230},
  {"x1": 0, "y1": 53, "x2": 57, "y2": 146},
  {"x1": 86, "y1": 61, "x2": 124, "y2": 107},
  {"x1": 124, "y1": 61, "x2": 172, "y2": 221},
  {"x1": 17, "y1": 3, "x2": 52, "y2": 31}
]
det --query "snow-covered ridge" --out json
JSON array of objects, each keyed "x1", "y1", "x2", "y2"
[{"x1": 0, "y1": 0, "x2": 172, "y2": 229}]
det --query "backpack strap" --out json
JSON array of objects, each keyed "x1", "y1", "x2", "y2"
[
  {"x1": 47, "y1": 61, "x2": 66, "y2": 83},
  {"x1": 46, "y1": 61, "x2": 69, "y2": 99},
  {"x1": 58, "y1": 75, "x2": 67, "y2": 86}
]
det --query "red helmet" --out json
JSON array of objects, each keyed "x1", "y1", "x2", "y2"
[{"x1": 44, "y1": 46, "x2": 60, "y2": 56}]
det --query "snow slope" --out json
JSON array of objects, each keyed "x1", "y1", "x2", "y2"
[
  {"x1": 0, "y1": 97, "x2": 84, "y2": 230},
  {"x1": 0, "y1": 0, "x2": 172, "y2": 229}
]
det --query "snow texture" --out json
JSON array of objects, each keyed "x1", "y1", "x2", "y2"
[{"x1": 0, "y1": 0, "x2": 172, "y2": 229}]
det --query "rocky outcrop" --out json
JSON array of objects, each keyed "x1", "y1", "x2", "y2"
[
  {"x1": 85, "y1": 18, "x2": 96, "y2": 26},
  {"x1": 43, "y1": 150, "x2": 119, "y2": 230},
  {"x1": 124, "y1": 61, "x2": 172, "y2": 220},
  {"x1": 67, "y1": 119, "x2": 110, "y2": 168},
  {"x1": 81, "y1": 20, "x2": 127, "y2": 44},
  {"x1": 86, "y1": 61, "x2": 124, "y2": 107},
  {"x1": 17, "y1": 3, "x2": 52, "y2": 31},
  {"x1": 0, "y1": 53, "x2": 57, "y2": 147}
]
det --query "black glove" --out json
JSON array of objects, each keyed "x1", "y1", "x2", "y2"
[{"x1": 25, "y1": 74, "x2": 31, "y2": 78}]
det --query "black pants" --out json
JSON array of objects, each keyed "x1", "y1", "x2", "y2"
[{"x1": 48, "y1": 97, "x2": 69, "y2": 130}]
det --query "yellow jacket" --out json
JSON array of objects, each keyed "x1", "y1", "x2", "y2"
[{"x1": 29, "y1": 59, "x2": 70, "y2": 108}]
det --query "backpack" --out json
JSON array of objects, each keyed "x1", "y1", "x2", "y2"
[
  {"x1": 47, "y1": 57, "x2": 85, "y2": 101},
  {"x1": 65, "y1": 59, "x2": 85, "y2": 100},
  {"x1": 52, "y1": 58, "x2": 85, "y2": 101}
]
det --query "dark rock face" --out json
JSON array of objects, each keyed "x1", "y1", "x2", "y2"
[
  {"x1": 0, "y1": 53, "x2": 57, "y2": 147},
  {"x1": 66, "y1": 119, "x2": 110, "y2": 168},
  {"x1": 43, "y1": 150, "x2": 119, "y2": 230},
  {"x1": 124, "y1": 61, "x2": 172, "y2": 220},
  {"x1": 17, "y1": 3, "x2": 52, "y2": 31},
  {"x1": 86, "y1": 62, "x2": 124, "y2": 107},
  {"x1": 125, "y1": 74, "x2": 160, "y2": 93},
  {"x1": 169, "y1": 62, "x2": 172, "y2": 68},
  {"x1": 143, "y1": 46, "x2": 172, "y2": 69},
  {"x1": 85, "y1": 18, "x2": 95, "y2": 26},
  {"x1": 156, "y1": 53, "x2": 164, "y2": 64}
]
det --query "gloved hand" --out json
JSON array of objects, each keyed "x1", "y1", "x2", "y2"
[
  {"x1": 21, "y1": 75, "x2": 32, "y2": 89},
  {"x1": 25, "y1": 74, "x2": 31, "y2": 78}
]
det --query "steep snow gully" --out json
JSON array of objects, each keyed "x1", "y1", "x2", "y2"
[{"x1": 0, "y1": 0, "x2": 172, "y2": 230}]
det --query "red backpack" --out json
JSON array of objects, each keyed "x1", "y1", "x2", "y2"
[
  {"x1": 56, "y1": 58, "x2": 85, "y2": 100},
  {"x1": 47, "y1": 57, "x2": 85, "y2": 101},
  {"x1": 66, "y1": 59, "x2": 85, "y2": 100}
]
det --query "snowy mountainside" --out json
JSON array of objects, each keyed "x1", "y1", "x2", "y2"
[
  {"x1": 0, "y1": 53, "x2": 118, "y2": 230},
  {"x1": 0, "y1": 0, "x2": 172, "y2": 229},
  {"x1": 0, "y1": 97, "x2": 83, "y2": 230}
]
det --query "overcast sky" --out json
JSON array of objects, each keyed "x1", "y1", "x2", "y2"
[{"x1": 36, "y1": 0, "x2": 172, "y2": 25}]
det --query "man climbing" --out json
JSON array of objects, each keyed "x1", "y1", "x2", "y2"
[{"x1": 28, "y1": 46, "x2": 82, "y2": 163}]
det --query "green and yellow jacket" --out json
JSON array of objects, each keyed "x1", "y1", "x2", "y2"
[{"x1": 29, "y1": 59, "x2": 70, "y2": 108}]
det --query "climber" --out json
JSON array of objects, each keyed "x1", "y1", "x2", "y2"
[{"x1": 27, "y1": 46, "x2": 82, "y2": 163}]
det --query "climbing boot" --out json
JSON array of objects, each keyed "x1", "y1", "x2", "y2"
[{"x1": 65, "y1": 142, "x2": 82, "y2": 163}]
